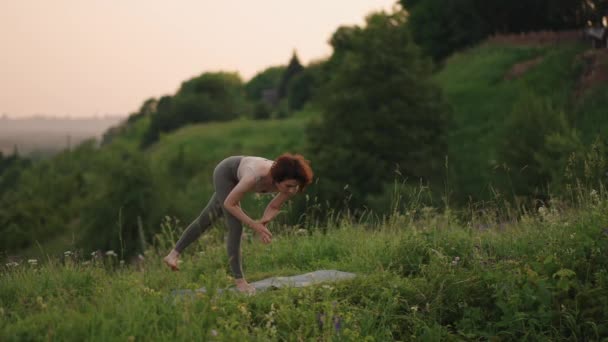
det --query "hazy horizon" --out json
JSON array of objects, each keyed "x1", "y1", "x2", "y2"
[{"x1": 1, "y1": 1, "x2": 397, "y2": 118}]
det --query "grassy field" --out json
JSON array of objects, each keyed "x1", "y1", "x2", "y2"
[{"x1": 2, "y1": 189, "x2": 607, "y2": 341}]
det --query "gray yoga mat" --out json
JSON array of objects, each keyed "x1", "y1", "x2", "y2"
[{"x1": 171, "y1": 270, "x2": 356, "y2": 297}]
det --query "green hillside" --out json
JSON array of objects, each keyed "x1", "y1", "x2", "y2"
[
  {"x1": 147, "y1": 115, "x2": 311, "y2": 224},
  {"x1": 434, "y1": 42, "x2": 605, "y2": 202}
]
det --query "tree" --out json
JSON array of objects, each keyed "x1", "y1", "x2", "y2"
[
  {"x1": 287, "y1": 61, "x2": 324, "y2": 111},
  {"x1": 404, "y1": 0, "x2": 487, "y2": 61},
  {"x1": 245, "y1": 66, "x2": 286, "y2": 102},
  {"x1": 401, "y1": 0, "x2": 602, "y2": 61},
  {"x1": 278, "y1": 51, "x2": 304, "y2": 99},
  {"x1": 79, "y1": 142, "x2": 164, "y2": 257},
  {"x1": 142, "y1": 72, "x2": 250, "y2": 147},
  {"x1": 308, "y1": 10, "x2": 450, "y2": 208}
]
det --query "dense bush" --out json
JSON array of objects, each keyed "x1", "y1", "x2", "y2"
[{"x1": 308, "y1": 10, "x2": 450, "y2": 208}]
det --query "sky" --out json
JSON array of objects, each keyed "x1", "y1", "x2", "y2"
[{"x1": 1, "y1": 1, "x2": 398, "y2": 118}]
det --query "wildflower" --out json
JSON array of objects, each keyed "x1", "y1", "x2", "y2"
[
  {"x1": 105, "y1": 250, "x2": 117, "y2": 257},
  {"x1": 5, "y1": 261, "x2": 19, "y2": 267},
  {"x1": 333, "y1": 315, "x2": 342, "y2": 333},
  {"x1": 28, "y1": 259, "x2": 38, "y2": 266},
  {"x1": 296, "y1": 228, "x2": 307, "y2": 235},
  {"x1": 64, "y1": 250, "x2": 72, "y2": 257},
  {"x1": 210, "y1": 329, "x2": 218, "y2": 337},
  {"x1": 137, "y1": 254, "x2": 145, "y2": 261},
  {"x1": 410, "y1": 305, "x2": 418, "y2": 313}
]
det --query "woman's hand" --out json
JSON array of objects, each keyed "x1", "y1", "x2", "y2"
[{"x1": 251, "y1": 221, "x2": 272, "y2": 244}]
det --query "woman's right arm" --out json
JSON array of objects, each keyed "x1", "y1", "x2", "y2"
[{"x1": 223, "y1": 176, "x2": 272, "y2": 240}]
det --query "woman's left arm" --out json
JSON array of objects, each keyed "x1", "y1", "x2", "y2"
[{"x1": 260, "y1": 192, "x2": 294, "y2": 224}]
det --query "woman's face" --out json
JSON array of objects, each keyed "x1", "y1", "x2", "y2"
[{"x1": 276, "y1": 179, "x2": 300, "y2": 194}]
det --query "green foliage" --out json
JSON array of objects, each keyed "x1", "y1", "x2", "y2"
[
  {"x1": 0, "y1": 152, "x2": 31, "y2": 194},
  {"x1": 102, "y1": 98, "x2": 157, "y2": 146},
  {"x1": 401, "y1": 0, "x2": 602, "y2": 61},
  {"x1": 405, "y1": 0, "x2": 487, "y2": 61},
  {"x1": 244, "y1": 66, "x2": 285, "y2": 102},
  {"x1": 252, "y1": 101, "x2": 272, "y2": 120},
  {"x1": 497, "y1": 95, "x2": 582, "y2": 200},
  {"x1": 277, "y1": 52, "x2": 303, "y2": 99},
  {"x1": 287, "y1": 61, "x2": 324, "y2": 112},
  {"x1": 563, "y1": 136, "x2": 608, "y2": 194},
  {"x1": 309, "y1": 10, "x2": 450, "y2": 208},
  {"x1": 434, "y1": 43, "x2": 585, "y2": 203},
  {"x1": 2, "y1": 195, "x2": 607, "y2": 340},
  {"x1": 79, "y1": 142, "x2": 165, "y2": 257},
  {"x1": 143, "y1": 72, "x2": 251, "y2": 147},
  {"x1": 0, "y1": 141, "x2": 99, "y2": 252}
]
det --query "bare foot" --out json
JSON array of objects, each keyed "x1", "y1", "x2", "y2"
[
  {"x1": 163, "y1": 250, "x2": 180, "y2": 271},
  {"x1": 235, "y1": 279, "x2": 256, "y2": 295}
]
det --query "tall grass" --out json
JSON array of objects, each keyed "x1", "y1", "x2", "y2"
[{"x1": 2, "y1": 183, "x2": 607, "y2": 340}]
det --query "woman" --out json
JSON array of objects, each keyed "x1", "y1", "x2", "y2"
[{"x1": 163, "y1": 153, "x2": 313, "y2": 294}]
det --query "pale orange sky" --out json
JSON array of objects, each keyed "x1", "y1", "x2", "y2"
[{"x1": 1, "y1": 1, "x2": 398, "y2": 118}]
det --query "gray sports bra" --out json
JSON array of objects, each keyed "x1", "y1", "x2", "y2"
[{"x1": 238, "y1": 156, "x2": 274, "y2": 193}]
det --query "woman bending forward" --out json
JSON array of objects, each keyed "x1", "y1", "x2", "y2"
[{"x1": 163, "y1": 153, "x2": 313, "y2": 294}]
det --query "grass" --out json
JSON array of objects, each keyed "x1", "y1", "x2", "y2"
[
  {"x1": 434, "y1": 42, "x2": 587, "y2": 202},
  {"x1": 2, "y1": 189, "x2": 607, "y2": 341}
]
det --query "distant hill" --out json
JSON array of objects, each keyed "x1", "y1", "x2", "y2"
[{"x1": 0, "y1": 116, "x2": 124, "y2": 157}]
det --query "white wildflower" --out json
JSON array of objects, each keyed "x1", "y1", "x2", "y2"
[
  {"x1": 5, "y1": 261, "x2": 19, "y2": 267},
  {"x1": 64, "y1": 250, "x2": 72, "y2": 257},
  {"x1": 105, "y1": 250, "x2": 117, "y2": 257},
  {"x1": 28, "y1": 259, "x2": 38, "y2": 266},
  {"x1": 211, "y1": 329, "x2": 218, "y2": 337}
]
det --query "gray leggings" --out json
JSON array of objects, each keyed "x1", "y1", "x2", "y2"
[{"x1": 174, "y1": 156, "x2": 245, "y2": 279}]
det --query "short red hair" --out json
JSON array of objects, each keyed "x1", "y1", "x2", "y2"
[{"x1": 270, "y1": 153, "x2": 313, "y2": 192}]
